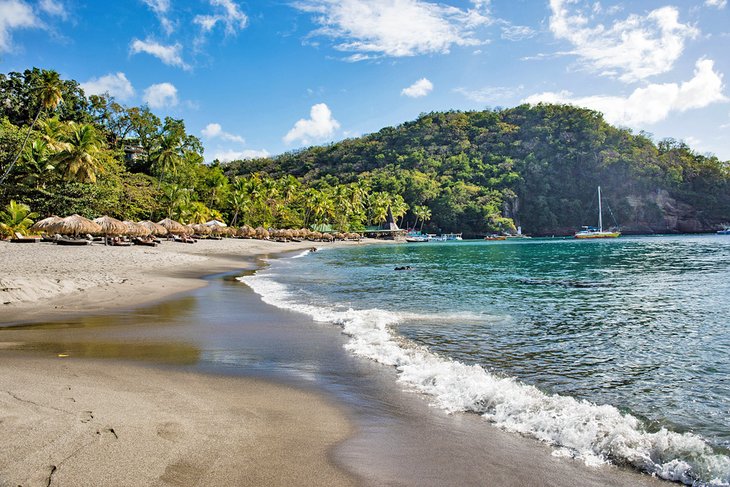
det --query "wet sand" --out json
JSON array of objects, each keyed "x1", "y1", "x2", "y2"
[{"x1": 0, "y1": 355, "x2": 355, "y2": 487}]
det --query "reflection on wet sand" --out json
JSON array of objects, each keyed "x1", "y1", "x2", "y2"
[{"x1": 0, "y1": 296, "x2": 202, "y2": 364}]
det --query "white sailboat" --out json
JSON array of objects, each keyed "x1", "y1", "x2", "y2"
[{"x1": 574, "y1": 186, "x2": 621, "y2": 239}]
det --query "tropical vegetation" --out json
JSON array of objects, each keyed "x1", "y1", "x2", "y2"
[{"x1": 1, "y1": 67, "x2": 728, "y2": 237}]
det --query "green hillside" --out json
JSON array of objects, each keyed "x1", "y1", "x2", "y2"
[{"x1": 226, "y1": 105, "x2": 730, "y2": 236}]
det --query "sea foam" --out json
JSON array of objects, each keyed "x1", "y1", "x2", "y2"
[{"x1": 239, "y1": 268, "x2": 730, "y2": 486}]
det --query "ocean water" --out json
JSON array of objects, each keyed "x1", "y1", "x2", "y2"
[{"x1": 240, "y1": 235, "x2": 730, "y2": 486}]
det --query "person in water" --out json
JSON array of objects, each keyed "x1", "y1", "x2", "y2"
[{"x1": 394, "y1": 266, "x2": 412, "y2": 271}]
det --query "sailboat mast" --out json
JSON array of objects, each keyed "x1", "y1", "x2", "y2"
[{"x1": 597, "y1": 186, "x2": 603, "y2": 232}]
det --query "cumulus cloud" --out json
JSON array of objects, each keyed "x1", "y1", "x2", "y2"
[
  {"x1": 194, "y1": 0, "x2": 248, "y2": 37},
  {"x1": 143, "y1": 82, "x2": 178, "y2": 109},
  {"x1": 283, "y1": 103, "x2": 340, "y2": 145},
  {"x1": 80, "y1": 72, "x2": 135, "y2": 101},
  {"x1": 293, "y1": 0, "x2": 491, "y2": 61},
  {"x1": 39, "y1": 0, "x2": 67, "y2": 19},
  {"x1": 522, "y1": 58, "x2": 728, "y2": 126},
  {"x1": 201, "y1": 123, "x2": 246, "y2": 144},
  {"x1": 211, "y1": 149, "x2": 270, "y2": 162},
  {"x1": 705, "y1": 0, "x2": 727, "y2": 8},
  {"x1": 0, "y1": 0, "x2": 38, "y2": 53},
  {"x1": 549, "y1": 0, "x2": 698, "y2": 82},
  {"x1": 401, "y1": 78, "x2": 434, "y2": 98},
  {"x1": 130, "y1": 38, "x2": 189, "y2": 69}
]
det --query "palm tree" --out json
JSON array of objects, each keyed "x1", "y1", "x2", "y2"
[
  {"x1": 52, "y1": 123, "x2": 105, "y2": 183},
  {"x1": 22, "y1": 140, "x2": 55, "y2": 189},
  {"x1": 0, "y1": 70, "x2": 64, "y2": 186},
  {"x1": 228, "y1": 189, "x2": 250, "y2": 227},
  {"x1": 0, "y1": 200, "x2": 38, "y2": 237},
  {"x1": 151, "y1": 132, "x2": 182, "y2": 186},
  {"x1": 36, "y1": 116, "x2": 70, "y2": 152},
  {"x1": 413, "y1": 205, "x2": 432, "y2": 232}
]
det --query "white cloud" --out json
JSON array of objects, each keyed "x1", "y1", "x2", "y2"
[
  {"x1": 455, "y1": 85, "x2": 522, "y2": 104},
  {"x1": 201, "y1": 123, "x2": 246, "y2": 144},
  {"x1": 210, "y1": 149, "x2": 270, "y2": 162},
  {"x1": 500, "y1": 24, "x2": 536, "y2": 41},
  {"x1": 143, "y1": 82, "x2": 178, "y2": 109},
  {"x1": 401, "y1": 78, "x2": 433, "y2": 98},
  {"x1": 522, "y1": 58, "x2": 728, "y2": 126},
  {"x1": 194, "y1": 0, "x2": 248, "y2": 36},
  {"x1": 705, "y1": 0, "x2": 727, "y2": 9},
  {"x1": 283, "y1": 103, "x2": 340, "y2": 145},
  {"x1": 0, "y1": 0, "x2": 38, "y2": 53},
  {"x1": 293, "y1": 0, "x2": 491, "y2": 61},
  {"x1": 80, "y1": 72, "x2": 135, "y2": 101},
  {"x1": 39, "y1": 0, "x2": 67, "y2": 19},
  {"x1": 130, "y1": 38, "x2": 189, "y2": 69},
  {"x1": 142, "y1": 0, "x2": 174, "y2": 34},
  {"x1": 549, "y1": 0, "x2": 698, "y2": 82}
]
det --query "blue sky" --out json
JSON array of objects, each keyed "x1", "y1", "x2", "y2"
[{"x1": 1, "y1": 0, "x2": 728, "y2": 161}]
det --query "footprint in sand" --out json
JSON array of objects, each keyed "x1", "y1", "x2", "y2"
[
  {"x1": 156, "y1": 421, "x2": 184, "y2": 442},
  {"x1": 79, "y1": 410, "x2": 93, "y2": 423}
]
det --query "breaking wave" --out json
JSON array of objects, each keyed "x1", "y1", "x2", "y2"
[{"x1": 238, "y1": 269, "x2": 730, "y2": 486}]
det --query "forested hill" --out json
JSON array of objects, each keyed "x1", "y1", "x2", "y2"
[{"x1": 225, "y1": 104, "x2": 730, "y2": 236}]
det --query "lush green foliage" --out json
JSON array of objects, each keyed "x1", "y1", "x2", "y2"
[
  {"x1": 225, "y1": 106, "x2": 730, "y2": 235},
  {"x1": 2, "y1": 67, "x2": 728, "y2": 236},
  {"x1": 0, "y1": 200, "x2": 37, "y2": 237}
]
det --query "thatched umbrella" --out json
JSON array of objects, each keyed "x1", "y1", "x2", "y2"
[
  {"x1": 29, "y1": 215, "x2": 62, "y2": 233},
  {"x1": 323, "y1": 233, "x2": 335, "y2": 242},
  {"x1": 139, "y1": 220, "x2": 167, "y2": 236},
  {"x1": 47, "y1": 214, "x2": 102, "y2": 236},
  {"x1": 192, "y1": 223, "x2": 211, "y2": 235},
  {"x1": 254, "y1": 226, "x2": 269, "y2": 239},
  {"x1": 94, "y1": 216, "x2": 128, "y2": 236},
  {"x1": 123, "y1": 221, "x2": 151, "y2": 237},
  {"x1": 157, "y1": 218, "x2": 187, "y2": 235}
]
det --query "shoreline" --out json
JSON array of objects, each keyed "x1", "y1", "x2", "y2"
[
  {"x1": 0, "y1": 238, "x2": 369, "y2": 325},
  {"x1": 0, "y1": 237, "x2": 667, "y2": 486},
  {"x1": 0, "y1": 237, "x2": 377, "y2": 486}
]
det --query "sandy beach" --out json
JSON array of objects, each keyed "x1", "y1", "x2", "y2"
[
  {"x1": 0, "y1": 238, "x2": 668, "y2": 487},
  {"x1": 0, "y1": 238, "x2": 351, "y2": 323},
  {"x1": 0, "y1": 355, "x2": 355, "y2": 487},
  {"x1": 0, "y1": 238, "x2": 364, "y2": 486}
]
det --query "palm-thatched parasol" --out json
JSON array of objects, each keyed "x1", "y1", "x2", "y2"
[
  {"x1": 254, "y1": 226, "x2": 269, "y2": 239},
  {"x1": 94, "y1": 216, "x2": 128, "y2": 236},
  {"x1": 157, "y1": 218, "x2": 187, "y2": 235},
  {"x1": 29, "y1": 215, "x2": 62, "y2": 233},
  {"x1": 47, "y1": 214, "x2": 102, "y2": 236},
  {"x1": 138, "y1": 220, "x2": 167, "y2": 236},
  {"x1": 192, "y1": 223, "x2": 211, "y2": 235},
  {"x1": 123, "y1": 221, "x2": 151, "y2": 237}
]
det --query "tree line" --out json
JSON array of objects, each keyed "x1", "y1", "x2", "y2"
[{"x1": 0, "y1": 68, "x2": 417, "y2": 235}]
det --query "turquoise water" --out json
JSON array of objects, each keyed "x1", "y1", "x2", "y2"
[{"x1": 242, "y1": 235, "x2": 730, "y2": 485}]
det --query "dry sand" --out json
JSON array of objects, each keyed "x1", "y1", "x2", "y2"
[
  {"x1": 0, "y1": 238, "x2": 357, "y2": 323},
  {"x1": 0, "y1": 238, "x2": 369, "y2": 486}
]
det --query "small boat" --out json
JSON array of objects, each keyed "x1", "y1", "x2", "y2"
[
  {"x1": 718, "y1": 227, "x2": 730, "y2": 235},
  {"x1": 405, "y1": 231, "x2": 430, "y2": 243},
  {"x1": 575, "y1": 186, "x2": 621, "y2": 239},
  {"x1": 443, "y1": 233, "x2": 463, "y2": 241},
  {"x1": 484, "y1": 234, "x2": 507, "y2": 241}
]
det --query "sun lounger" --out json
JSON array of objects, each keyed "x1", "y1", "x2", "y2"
[
  {"x1": 11, "y1": 232, "x2": 41, "y2": 243},
  {"x1": 55, "y1": 237, "x2": 91, "y2": 246}
]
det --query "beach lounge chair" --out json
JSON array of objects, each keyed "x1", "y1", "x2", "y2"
[
  {"x1": 55, "y1": 236, "x2": 91, "y2": 246},
  {"x1": 11, "y1": 232, "x2": 41, "y2": 243}
]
